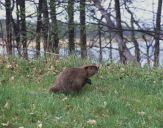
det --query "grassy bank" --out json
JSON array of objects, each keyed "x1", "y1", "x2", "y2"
[{"x1": 0, "y1": 56, "x2": 163, "y2": 128}]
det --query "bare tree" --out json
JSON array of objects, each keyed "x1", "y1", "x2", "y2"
[
  {"x1": 5, "y1": 0, "x2": 12, "y2": 55},
  {"x1": 50, "y1": 0, "x2": 59, "y2": 54},
  {"x1": 154, "y1": 0, "x2": 162, "y2": 67},
  {"x1": 68, "y1": 0, "x2": 75, "y2": 54},
  {"x1": 80, "y1": 0, "x2": 87, "y2": 58},
  {"x1": 20, "y1": 0, "x2": 28, "y2": 59},
  {"x1": 114, "y1": 0, "x2": 126, "y2": 64},
  {"x1": 98, "y1": 21, "x2": 102, "y2": 62},
  {"x1": 42, "y1": 0, "x2": 49, "y2": 54},
  {"x1": 36, "y1": 0, "x2": 43, "y2": 57},
  {"x1": 92, "y1": 0, "x2": 137, "y2": 64},
  {"x1": 12, "y1": 0, "x2": 21, "y2": 56},
  {"x1": 124, "y1": 2, "x2": 140, "y2": 63}
]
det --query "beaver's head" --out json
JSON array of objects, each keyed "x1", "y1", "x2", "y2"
[{"x1": 83, "y1": 65, "x2": 99, "y2": 78}]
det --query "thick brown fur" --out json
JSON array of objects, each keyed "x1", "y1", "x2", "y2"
[{"x1": 49, "y1": 65, "x2": 99, "y2": 93}]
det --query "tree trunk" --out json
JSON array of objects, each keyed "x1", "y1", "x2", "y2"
[
  {"x1": 11, "y1": 0, "x2": 21, "y2": 56},
  {"x1": 36, "y1": 0, "x2": 43, "y2": 57},
  {"x1": 5, "y1": 0, "x2": 12, "y2": 55},
  {"x1": 68, "y1": 0, "x2": 75, "y2": 54},
  {"x1": 108, "y1": 32, "x2": 113, "y2": 63},
  {"x1": 15, "y1": 0, "x2": 21, "y2": 56},
  {"x1": 114, "y1": 0, "x2": 126, "y2": 64},
  {"x1": 98, "y1": 21, "x2": 102, "y2": 62},
  {"x1": 92, "y1": 0, "x2": 137, "y2": 64},
  {"x1": 125, "y1": 4, "x2": 140, "y2": 63},
  {"x1": 154, "y1": 0, "x2": 162, "y2": 67},
  {"x1": 20, "y1": 0, "x2": 28, "y2": 59},
  {"x1": 142, "y1": 35, "x2": 150, "y2": 66},
  {"x1": 42, "y1": 0, "x2": 49, "y2": 55},
  {"x1": 50, "y1": 0, "x2": 59, "y2": 54},
  {"x1": 80, "y1": 0, "x2": 87, "y2": 58},
  {"x1": 130, "y1": 15, "x2": 140, "y2": 63}
]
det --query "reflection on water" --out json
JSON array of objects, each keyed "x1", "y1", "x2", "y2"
[{"x1": 1, "y1": 42, "x2": 163, "y2": 66}]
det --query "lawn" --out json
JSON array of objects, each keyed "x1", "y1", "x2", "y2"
[{"x1": 0, "y1": 56, "x2": 163, "y2": 128}]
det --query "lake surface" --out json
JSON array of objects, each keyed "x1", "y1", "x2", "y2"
[{"x1": 1, "y1": 41, "x2": 163, "y2": 66}]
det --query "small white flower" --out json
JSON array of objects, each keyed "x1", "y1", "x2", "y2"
[
  {"x1": 55, "y1": 116, "x2": 61, "y2": 120},
  {"x1": 103, "y1": 101, "x2": 107, "y2": 107},
  {"x1": 50, "y1": 66, "x2": 54, "y2": 70},
  {"x1": 87, "y1": 119, "x2": 96, "y2": 125},
  {"x1": 62, "y1": 97, "x2": 68, "y2": 101},
  {"x1": 10, "y1": 76, "x2": 15, "y2": 81},
  {"x1": 37, "y1": 120, "x2": 42, "y2": 128},
  {"x1": 1, "y1": 121, "x2": 9, "y2": 126},
  {"x1": 114, "y1": 90, "x2": 118, "y2": 94},
  {"x1": 120, "y1": 68, "x2": 125, "y2": 71},
  {"x1": 6, "y1": 64, "x2": 12, "y2": 69},
  {"x1": 138, "y1": 111, "x2": 145, "y2": 116},
  {"x1": 4, "y1": 102, "x2": 10, "y2": 109}
]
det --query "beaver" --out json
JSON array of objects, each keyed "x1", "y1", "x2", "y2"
[{"x1": 49, "y1": 65, "x2": 99, "y2": 93}]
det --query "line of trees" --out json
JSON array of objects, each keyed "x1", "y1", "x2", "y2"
[{"x1": 0, "y1": 0, "x2": 163, "y2": 66}]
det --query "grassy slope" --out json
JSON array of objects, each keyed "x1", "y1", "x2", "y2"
[{"x1": 0, "y1": 56, "x2": 163, "y2": 128}]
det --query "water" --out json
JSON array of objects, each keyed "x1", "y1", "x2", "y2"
[{"x1": 1, "y1": 41, "x2": 163, "y2": 66}]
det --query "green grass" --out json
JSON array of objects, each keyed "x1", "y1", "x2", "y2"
[{"x1": 0, "y1": 56, "x2": 163, "y2": 128}]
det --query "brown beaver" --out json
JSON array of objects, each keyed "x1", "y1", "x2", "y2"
[{"x1": 49, "y1": 65, "x2": 99, "y2": 93}]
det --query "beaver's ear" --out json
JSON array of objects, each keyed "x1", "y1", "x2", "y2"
[{"x1": 97, "y1": 65, "x2": 99, "y2": 70}]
